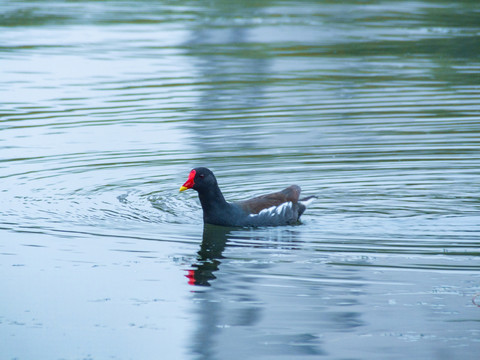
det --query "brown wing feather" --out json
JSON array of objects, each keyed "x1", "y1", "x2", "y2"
[{"x1": 236, "y1": 185, "x2": 301, "y2": 214}]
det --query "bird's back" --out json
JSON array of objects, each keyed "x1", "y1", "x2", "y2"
[{"x1": 236, "y1": 185, "x2": 301, "y2": 214}]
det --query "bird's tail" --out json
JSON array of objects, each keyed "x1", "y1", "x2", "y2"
[
  {"x1": 298, "y1": 195, "x2": 317, "y2": 217},
  {"x1": 299, "y1": 195, "x2": 317, "y2": 206}
]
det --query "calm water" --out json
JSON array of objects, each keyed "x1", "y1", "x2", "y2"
[{"x1": 1, "y1": 1, "x2": 480, "y2": 359}]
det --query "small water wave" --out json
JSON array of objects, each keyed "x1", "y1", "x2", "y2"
[{"x1": 0, "y1": 153, "x2": 204, "y2": 241}]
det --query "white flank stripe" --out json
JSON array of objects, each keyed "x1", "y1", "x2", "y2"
[{"x1": 249, "y1": 202, "x2": 293, "y2": 218}]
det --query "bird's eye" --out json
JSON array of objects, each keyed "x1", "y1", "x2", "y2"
[{"x1": 199, "y1": 174, "x2": 205, "y2": 179}]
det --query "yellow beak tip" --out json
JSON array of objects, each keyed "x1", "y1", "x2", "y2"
[{"x1": 179, "y1": 186, "x2": 189, "y2": 192}]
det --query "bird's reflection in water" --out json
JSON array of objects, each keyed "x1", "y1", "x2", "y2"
[
  {"x1": 186, "y1": 225, "x2": 305, "y2": 286},
  {"x1": 186, "y1": 224, "x2": 232, "y2": 286}
]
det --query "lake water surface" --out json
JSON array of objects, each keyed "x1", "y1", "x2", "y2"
[{"x1": 1, "y1": 1, "x2": 480, "y2": 359}]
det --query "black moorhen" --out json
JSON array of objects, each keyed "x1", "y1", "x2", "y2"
[{"x1": 179, "y1": 167, "x2": 315, "y2": 227}]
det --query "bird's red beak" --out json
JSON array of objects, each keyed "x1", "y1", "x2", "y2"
[{"x1": 179, "y1": 169, "x2": 196, "y2": 192}]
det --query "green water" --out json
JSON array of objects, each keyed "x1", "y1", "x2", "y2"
[{"x1": 1, "y1": 1, "x2": 480, "y2": 359}]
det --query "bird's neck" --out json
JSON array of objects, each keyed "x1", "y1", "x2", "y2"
[{"x1": 197, "y1": 183, "x2": 228, "y2": 216}]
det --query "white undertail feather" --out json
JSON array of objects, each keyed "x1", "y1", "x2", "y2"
[{"x1": 299, "y1": 196, "x2": 316, "y2": 207}]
